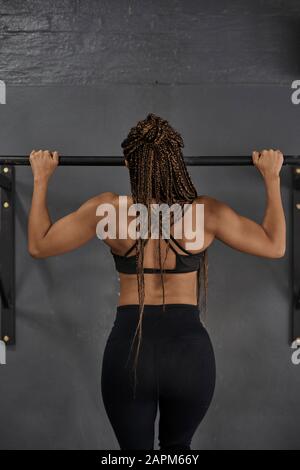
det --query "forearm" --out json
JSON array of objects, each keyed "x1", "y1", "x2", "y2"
[
  {"x1": 261, "y1": 176, "x2": 286, "y2": 254},
  {"x1": 28, "y1": 177, "x2": 52, "y2": 252}
]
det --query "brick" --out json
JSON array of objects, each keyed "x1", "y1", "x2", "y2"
[{"x1": 0, "y1": 14, "x2": 50, "y2": 32}]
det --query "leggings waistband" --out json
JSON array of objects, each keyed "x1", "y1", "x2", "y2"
[
  {"x1": 110, "y1": 304, "x2": 204, "y2": 339},
  {"x1": 116, "y1": 303, "x2": 199, "y2": 313}
]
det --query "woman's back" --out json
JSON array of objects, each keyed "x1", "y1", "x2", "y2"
[{"x1": 104, "y1": 195, "x2": 213, "y2": 306}]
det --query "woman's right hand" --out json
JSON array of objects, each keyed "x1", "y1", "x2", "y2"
[
  {"x1": 252, "y1": 149, "x2": 284, "y2": 180},
  {"x1": 29, "y1": 149, "x2": 59, "y2": 182}
]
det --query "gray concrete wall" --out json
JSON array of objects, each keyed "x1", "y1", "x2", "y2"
[{"x1": 0, "y1": 0, "x2": 300, "y2": 450}]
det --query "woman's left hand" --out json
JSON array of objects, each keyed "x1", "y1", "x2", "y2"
[{"x1": 29, "y1": 149, "x2": 59, "y2": 181}]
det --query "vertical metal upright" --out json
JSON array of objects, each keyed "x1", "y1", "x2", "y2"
[
  {"x1": 292, "y1": 168, "x2": 300, "y2": 345},
  {"x1": 0, "y1": 165, "x2": 15, "y2": 345}
]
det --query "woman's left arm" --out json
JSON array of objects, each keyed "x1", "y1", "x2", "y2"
[{"x1": 28, "y1": 150, "x2": 116, "y2": 258}]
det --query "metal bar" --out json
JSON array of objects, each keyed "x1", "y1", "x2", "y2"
[
  {"x1": 0, "y1": 275, "x2": 9, "y2": 309},
  {"x1": 0, "y1": 166, "x2": 15, "y2": 346},
  {"x1": 0, "y1": 172, "x2": 12, "y2": 190},
  {"x1": 0, "y1": 155, "x2": 299, "y2": 166}
]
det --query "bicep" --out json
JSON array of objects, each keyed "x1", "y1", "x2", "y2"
[
  {"x1": 208, "y1": 198, "x2": 278, "y2": 258},
  {"x1": 40, "y1": 210, "x2": 95, "y2": 257},
  {"x1": 33, "y1": 192, "x2": 114, "y2": 258}
]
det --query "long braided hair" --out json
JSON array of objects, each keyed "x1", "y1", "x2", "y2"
[{"x1": 121, "y1": 113, "x2": 208, "y2": 395}]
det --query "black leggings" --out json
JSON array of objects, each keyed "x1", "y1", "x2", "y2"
[{"x1": 101, "y1": 304, "x2": 216, "y2": 450}]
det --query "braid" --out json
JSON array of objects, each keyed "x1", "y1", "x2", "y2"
[{"x1": 121, "y1": 113, "x2": 208, "y2": 397}]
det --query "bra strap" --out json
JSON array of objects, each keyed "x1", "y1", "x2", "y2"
[
  {"x1": 162, "y1": 236, "x2": 180, "y2": 255},
  {"x1": 123, "y1": 235, "x2": 150, "y2": 257},
  {"x1": 124, "y1": 203, "x2": 191, "y2": 257},
  {"x1": 169, "y1": 234, "x2": 195, "y2": 256}
]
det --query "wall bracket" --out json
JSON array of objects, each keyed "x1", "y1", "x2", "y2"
[{"x1": 0, "y1": 165, "x2": 15, "y2": 346}]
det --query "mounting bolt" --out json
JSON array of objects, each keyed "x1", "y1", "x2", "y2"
[
  {"x1": 296, "y1": 168, "x2": 300, "y2": 174},
  {"x1": 3, "y1": 201, "x2": 9, "y2": 209},
  {"x1": 3, "y1": 167, "x2": 9, "y2": 173},
  {"x1": 3, "y1": 336, "x2": 10, "y2": 343}
]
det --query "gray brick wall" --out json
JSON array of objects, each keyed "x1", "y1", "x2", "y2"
[{"x1": 0, "y1": 0, "x2": 300, "y2": 85}]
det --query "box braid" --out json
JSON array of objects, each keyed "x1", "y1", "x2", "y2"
[{"x1": 121, "y1": 113, "x2": 208, "y2": 396}]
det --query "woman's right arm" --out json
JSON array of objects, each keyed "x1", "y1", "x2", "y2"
[{"x1": 204, "y1": 149, "x2": 286, "y2": 258}]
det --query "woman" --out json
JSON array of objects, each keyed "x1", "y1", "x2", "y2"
[{"x1": 28, "y1": 113, "x2": 286, "y2": 450}]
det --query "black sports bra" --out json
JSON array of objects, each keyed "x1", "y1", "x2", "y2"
[
  {"x1": 110, "y1": 204, "x2": 205, "y2": 274},
  {"x1": 111, "y1": 235, "x2": 205, "y2": 274}
]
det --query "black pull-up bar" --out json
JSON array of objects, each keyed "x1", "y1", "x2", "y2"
[{"x1": 0, "y1": 155, "x2": 300, "y2": 166}]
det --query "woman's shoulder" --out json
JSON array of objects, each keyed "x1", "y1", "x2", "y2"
[
  {"x1": 92, "y1": 191, "x2": 120, "y2": 205},
  {"x1": 81, "y1": 192, "x2": 120, "y2": 214},
  {"x1": 194, "y1": 195, "x2": 226, "y2": 232},
  {"x1": 195, "y1": 194, "x2": 224, "y2": 211},
  {"x1": 195, "y1": 194, "x2": 217, "y2": 210}
]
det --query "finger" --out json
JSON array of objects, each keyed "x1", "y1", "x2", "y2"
[
  {"x1": 29, "y1": 150, "x2": 37, "y2": 161},
  {"x1": 252, "y1": 151, "x2": 260, "y2": 165},
  {"x1": 52, "y1": 151, "x2": 59, "y2": 163}
]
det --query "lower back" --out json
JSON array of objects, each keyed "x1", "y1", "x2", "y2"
[{"x1": 117, "y1": 271, "x2": 199, "y2": 306}]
